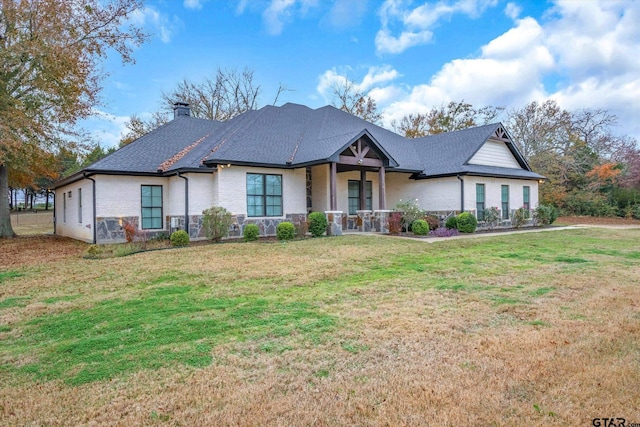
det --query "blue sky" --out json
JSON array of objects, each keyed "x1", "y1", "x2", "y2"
[{"x1": 87, "y1": 0, "x2": 640, "y2": 147}]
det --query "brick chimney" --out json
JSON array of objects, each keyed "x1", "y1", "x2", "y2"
[{"x1": 173, "y1": 102, "x2": 191, "y2": 119}]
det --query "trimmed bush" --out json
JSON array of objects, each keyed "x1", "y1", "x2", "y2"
[
  {"x1": 243, "y1": 224, "x2": 260, "y2": 242},
  {"x1": 424, "y1": 215, "x2": 439, "y2": 231},
  {"x1": 308, "y1": 212, "x2": 328, "y2": 237},
  {"x1": 276, "y1": 221, "x2": 295, "y2": 241},
  {"x1": 456, "y1": 212, "x2": 477, "y2": 233},
  {"x1": 170, "y1": 230, "x2": 190, "y2": 247},
  {"x1": 512, "y1": 207, "x2": 529, "y2": 229},
  {"x1": 482, "y1": 206, "x2": 500, "y2": 230},
  {"x1": 533, "y1": 204, "x2": 559, "y2": 226},
  {"x1": 412, "y1": 219, "x2": 429, "y2": 235},
  {"x1": 202, "y1": 206, "x2": 234, "y2": 241},
  {"x1": 445, "y1": 215, "x2": 458, "y2": 230}
]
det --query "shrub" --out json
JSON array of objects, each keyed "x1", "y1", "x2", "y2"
[
  {"x1": 295, "y1": 221, "x2": 309, "y2": 238},
  {"x1": 170, "y1": 230, "x2": 190, "y2": 247},
  {"x1": 424, "y1": 215, "x2": 439, "y2": 231},
  {"x1": 202, "y1": 206, "x2": 234, "y2": 241},
  {"x1": 243, "y1": 224, "x2": 260, "y2": 242},
  {"x1": 276, "y1": 221, "x2": 295, "y2": 241},
  {"x1": 387, "y1": 212, "x2": 402, "y2": 235},
  {"x1": 395, "y1": 199, "x2": 425, "y2": 232},
  {"x1": 308, "y1": 212, "x2": 328, "y2": 237},
  {"x1": 445, "y1": 215, "x2": 458, "y2": 230},
  {"x1": 412, "y1": 219, "x2": 429, "y2": 235},
  {"x1": 512, "y1": 207, "x2": 529, "y2": 229},
  {"x1": 633, "y1": 204, "x2": 640, "y2": 220},
  {"x1": 533, "y1": 204, "x2": 559, "y2": 226},
  {"x1": 122, "y1": 221, "x2": 136, "y2": 243},
  {"x1": 482, "y1": 207, "x2": 500, "y2": 230},
  {"x1": 456, "y1": 212, "x2": 477, "y2": 233},
  {"x1": 85, "y1": 244, "x2": 103, "y2": 259}
]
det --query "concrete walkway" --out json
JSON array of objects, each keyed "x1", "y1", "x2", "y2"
[{"x1": 343, "y1": 223, "x2": 640, "y2": 243}]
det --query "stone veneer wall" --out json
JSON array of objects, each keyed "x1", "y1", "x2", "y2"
[
  {"x1": 227, "y1": 213, "x2": 308, "y2": 238},
  {"x1": 96, "y1": 216, "x2": 139, "y2": 243},
  {"x1": 325, "y1": 211, "x2": 343, "y2": 236},
  {"x1": 342, "y1": 210, "x2": 390, "y2": 233}
]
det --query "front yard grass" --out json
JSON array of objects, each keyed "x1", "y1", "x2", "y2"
[{"x1": 1, "y1": 228, "x2": 639, "y2": 425}]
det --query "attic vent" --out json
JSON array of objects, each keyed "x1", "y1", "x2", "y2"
[{"x1": 173, "y1": 102, "x2": 190, "y2": 119}]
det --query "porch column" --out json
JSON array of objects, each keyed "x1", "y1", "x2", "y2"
[
  {"x1": 378, "y1": 166, "x2": 386, "y2": 209},
  {"x1": 330, "y1": 162, "x2": 337, "y2": 211},
  {"x1": 360, "y1": 170, "x2": 366, "y2": 210}
]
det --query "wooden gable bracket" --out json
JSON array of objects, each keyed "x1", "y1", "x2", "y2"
[{"x1": 493, "y1": 126, "x2": 510, "y2": 142}]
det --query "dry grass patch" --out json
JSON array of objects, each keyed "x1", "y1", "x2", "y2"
[{"x1": 1, "y1": 229, "x2": 640, "y2": 425}]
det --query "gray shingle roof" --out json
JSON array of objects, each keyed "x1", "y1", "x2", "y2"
[
  {"x1": 86, "y1": 116, "x2": 223, "y2": 173},
  {"x1": 57, "y1": 102, "x2": 543, "y2": 188}
]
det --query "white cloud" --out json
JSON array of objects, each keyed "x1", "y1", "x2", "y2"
[
  {"x1": 504, "y1": 2, "x2": 521, "y2": 20},
  {"x1": 375, "y1": 0, "x2": 499, "y2": 55},
  {"x1": 324, "y1": 0, "x2": 368, "y2": 30},
  {"x1": 130, "y1": 7, "x2": 183, "y2": 43},
  {"x1": 316, "y1": 65, "x2": 401, "y2": 103},
  {"x1": 83, "y1": 110, "x2": 135, "y2": 149},
  {"x1": 263, "y1": 0, "x2": 297, "y2": 35},
  {"x1": 183, "y1": 0, "x2": 204, "y2": 10},
  {"x1": 363, "y1": 1, "x2": 640, "y2": 140}
]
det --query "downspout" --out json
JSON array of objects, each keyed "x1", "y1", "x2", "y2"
[
  {"x1": 52, "y1": 191, "x2": 56, "y2": 235},
  {"x1": 84, "y1": 173, "x2": 97, "y2": 244},
  {"x1": 178, "y1": 172, "x2": 189, "y2": 235},
  {"x1": 457, "y1": 175, "x2": 464, "y2": 212}
]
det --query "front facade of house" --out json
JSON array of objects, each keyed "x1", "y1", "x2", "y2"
[{"x1": 54, "y1": 103, "x2": 543, "y2": 243}]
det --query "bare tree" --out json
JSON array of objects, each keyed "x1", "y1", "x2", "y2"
[
  {"x1": 391, "y1": 101, "x2": 503, "y2": 138},
  {"x1": 162, "y1": 68, "x2": 261, "y2": 121},
  {"x1": 330, "y1": 78, "x2": 382, "y2": 124}
]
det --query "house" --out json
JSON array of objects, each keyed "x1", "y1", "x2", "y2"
[{"x1": 53, "y1": 102, "x2": 544, "y2": 243}]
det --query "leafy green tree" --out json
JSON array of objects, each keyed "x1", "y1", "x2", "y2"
[{"x1": 0, "y1": 0, "x2": 147, "y2": 237}]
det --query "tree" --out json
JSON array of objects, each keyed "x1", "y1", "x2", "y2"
[
  {"x1": 391, "y1": 113, "x2": 430, "y2": 138},
  {"x1": 119, "y1": 68, "x2": 263, "y2": 146},
  {"x1": 330, "y1": 78, "x2": 382, "y2": 124},
  {"x1": 0, "y1": 0, "x2": 147, "y2": 237},
  {"x1": 391, "y1": 101, "x2": 503, "y2": 138}
]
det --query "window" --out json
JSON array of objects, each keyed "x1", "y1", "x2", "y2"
[
  {"x1": 476, "y1": 184, "x2": 485, "y2": 220},
  {"x1": 78, "y1": 188, "x2": 82, "y2": 223},
  {"x1": 348, "y1": 180, "x2": 372, "y2": 215},
  {"x1": 141, "y1": 185, "x2": 163, "y2": 229},
  {"x1": 501, "y1": 185, "x2": 510, "y2": 220},
  {"x1": 63, "y1": 192, "x2": 67, "y2": 223},
  {"x1": 523, "y1": 186, "x2": 530, "y2": 210},
  {"x1": 247, "y1": 173, "x2": 282, "y2": 217}
]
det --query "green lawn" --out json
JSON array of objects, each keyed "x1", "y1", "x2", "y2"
[{"x1": 1, "y1": 229, "x2": 639, "y2": 425}]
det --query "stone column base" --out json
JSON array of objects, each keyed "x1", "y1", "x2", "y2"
[{"x1": 324, "y1": 211, "x2": 343, "y2": 236}]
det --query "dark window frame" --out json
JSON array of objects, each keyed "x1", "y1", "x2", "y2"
[
  {"x1": 348, "y1": 180, "x2": 372, "y2": 215},
  {"x1": 476, "y1": 183, "x2": 485, "y2": 220},
  {"x1": 523, "y1": 186, "x2": 530, "y2": 210},
  {"x1": 247, "y1": 173, "x2": 283, "y2": 217},
  {"x1": 141, "y1": 185, "x2": 163, "y2": 229},
  {"x1": 501, "y1": 185, "x2": 510, "y2": 220}
]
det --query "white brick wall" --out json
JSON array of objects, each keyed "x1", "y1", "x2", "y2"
[
  {"x1": 216, "y1": 166, "x2": 307, "y2": 215},
  {"x1": 55, "y1": 179, "x2": 93, "y2": 242},
  {"x1": 310, "y1": 164, "x2": 328, "y2": 212},
  {"x1": 386, "y1": 173, "x2": 461, "y2": 211},
  {"x1": 463, "y1": 176, "x2": 539, "y2": 214}
]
